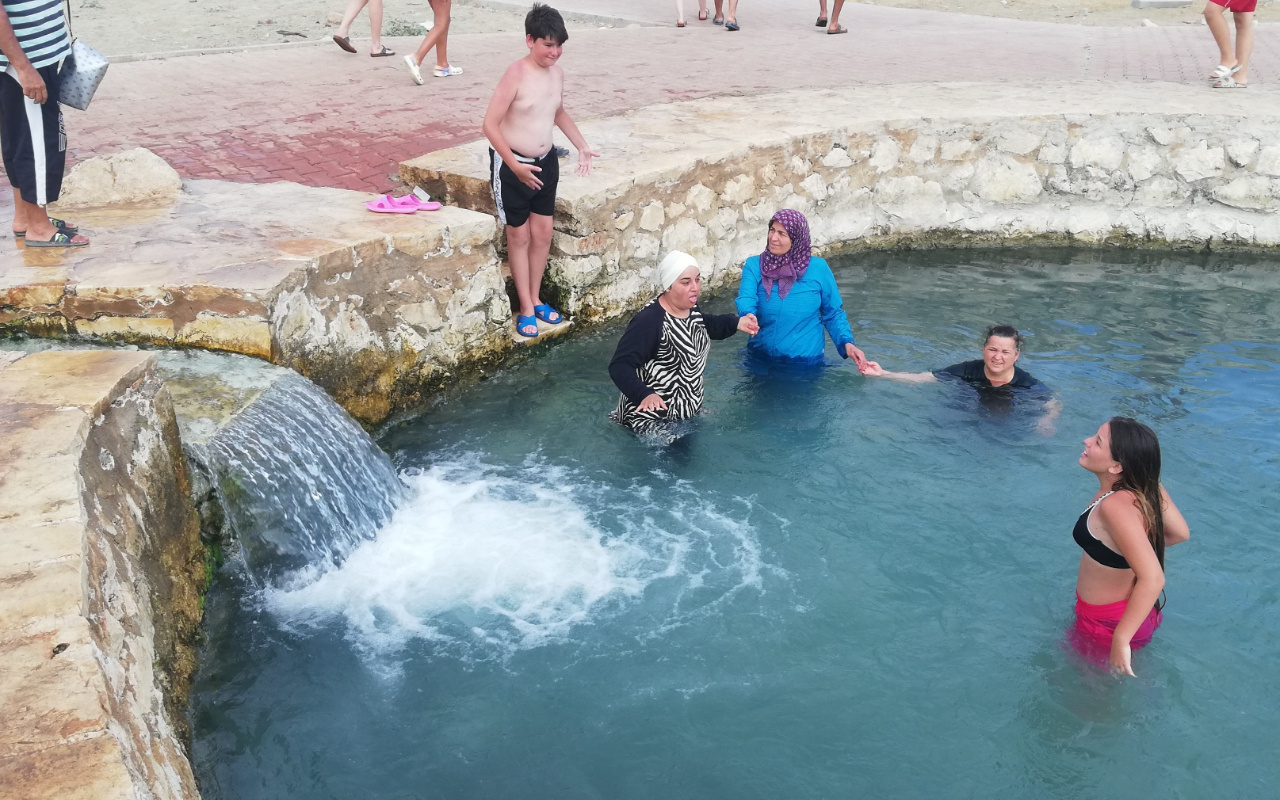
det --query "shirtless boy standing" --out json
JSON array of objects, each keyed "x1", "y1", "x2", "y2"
[{"x1": 482, "y1": 3, "x2": 598, "y2": 338}]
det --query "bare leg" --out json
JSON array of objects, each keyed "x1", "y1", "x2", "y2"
[
  {"x1": 1205, "y1": 1, "x2": 1236, "y2": 71},
  {"x1": 414, "y1": 0, "x2": 452, "y2": 68},
  {"x1": 526, "y1": 213, "x2": 554, "y2": 311},
  {"x1": 367, "y1": 0, "x2": 384, "y2": 53},
  {"x1": 726, "y1": 0, "x2": 739, "y2": 24},
  {"x1": 507, "y1": 222, "x2": 536, "y2": 322},
  {"x1": 335, "y1": 0, "x2": 369, "y2": 40},
  {"x1": 713, "y1": 0, "x2": 724, "y2": 22},
  {"x1": 676, "y1": 0, "x2": 685, "y2": 24},
  {"x1": 819, "y1": 0, "x2": 828, "y2": 18},
  {"x1": 829, "y1": 0, "x2": 845, "y2": 30},
  {"x1": 699, "y1": 0, "x2": 708, "y2": 18},
  {"x1": 1233, "y1": 11, "x2": 1254, "y2": 83}
]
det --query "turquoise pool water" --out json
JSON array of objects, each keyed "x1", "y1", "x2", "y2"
[{"x1": 192, "y1": 249, "x2": 1280, "y2": 798}]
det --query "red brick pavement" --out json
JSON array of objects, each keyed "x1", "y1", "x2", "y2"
[{"x1": 33, "y1": 4, "x2": 1279, "y2": 196}]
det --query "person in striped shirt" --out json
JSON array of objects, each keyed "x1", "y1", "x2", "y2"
[{"x1": 0, "y1": 0, "x2": 87, "y2": 247}]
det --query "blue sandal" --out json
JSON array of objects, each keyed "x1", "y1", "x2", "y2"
[
  {"x1": 516, "y1": 314, "x2": 539, "y2": 338},
  {"x1": 533, "y1": 303, "x2": 563, "y2": 324}
]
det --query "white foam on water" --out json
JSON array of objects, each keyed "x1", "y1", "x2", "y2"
[{"x1": 263, "y1": 457, "x2": 767, "y2": 660}]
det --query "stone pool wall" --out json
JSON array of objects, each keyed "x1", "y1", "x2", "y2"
[
  {"x1": 0, "y1": 351, "x2": 202, "y2": 800},
  {"x1": 402, "y1": 83, "x2": 1280, "y2": 323}
]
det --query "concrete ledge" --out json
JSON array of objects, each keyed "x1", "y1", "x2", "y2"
[
  {"x1": 401, "y1": 81, "x2": 1280, "y2": 322},
  {"x1": 1, "y1": 180, "x2": 512, "y2": 424},
  {"x1": 0, "y1": 350, "x2": 201, "y2": 800}
]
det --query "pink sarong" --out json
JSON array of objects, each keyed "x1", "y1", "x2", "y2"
[{"x1": 1069, "y1": 593, "x2": 1162, "y2": 663}]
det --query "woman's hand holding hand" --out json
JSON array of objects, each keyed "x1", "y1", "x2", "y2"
[
  {"x1": 1110, "y1": 639, "x2": 1136, "y2": 677},
  {"x1": 845, "y1": 344, "x2": 869, "y2": 370},
  {"x1": 738, "y1": 314, "x2": 760, "y2": 336},
  {"x1": 858, "y1": 360, "x2": 885, "y2": 377},
  {"x1": 637, "y1": 393, "x2": 667, "y2": 413}
]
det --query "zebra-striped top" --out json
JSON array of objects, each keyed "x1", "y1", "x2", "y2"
[
  {"x1": 0, "y1": 0, "x2": 71, "y2": 70},
  {"x1": 608, "y1": 299, "x2": 740, "y2": 436}
]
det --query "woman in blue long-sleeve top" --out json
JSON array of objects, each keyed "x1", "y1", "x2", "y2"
[{"x1": 734, "y1": 209, "x2": 869, "y2": 368}]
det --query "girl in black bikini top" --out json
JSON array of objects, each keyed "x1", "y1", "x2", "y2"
[{"x1": 1072, "y1": 490, "x2": 1131, "y2": 570}]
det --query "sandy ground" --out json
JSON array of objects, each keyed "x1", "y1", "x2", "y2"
[
  {"x1": 74, "y1": 0, "x2": 597, "y2": 57},
  {"x1": 69, "y1": 0, "x2": 1277, "y2": 57}
]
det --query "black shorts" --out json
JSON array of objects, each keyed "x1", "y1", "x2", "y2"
[
  {"x1": 0, "y1": 64, "x2": 66, "y2": 206},
  {"x1": 489, "y1": 146, "x2": 558, "y2": 228}
]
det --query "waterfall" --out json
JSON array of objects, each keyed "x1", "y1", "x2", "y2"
[{"x1": 204, "y1": 374, "x2": 404, "y2": 587}]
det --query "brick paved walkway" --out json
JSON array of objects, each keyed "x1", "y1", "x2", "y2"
[{"x1": 47, "y1": 1, "x2": 1280, "y2": 195}]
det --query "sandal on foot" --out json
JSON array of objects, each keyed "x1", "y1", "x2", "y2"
[
  {"x1": 333, "y1": 34, "x2": 356, "y2": 53},
  {"x1": 827, "y1": 25, "x2": 847, "y2": 34},
  {"x1": 1212, "y1": 76, "x2": 1247, "y2": 89},
  {"x1": 433, "y1": 64, "x2": 463, "y2": 77},
  {"x1": 725, "y1": 20, "x2": 739, "y2": 30},
  {"x1": 1209, "y1": 63, "x2": 1240, "y2": 80},
  {"x1": 14, "y1": 217, "x2": 77, "y2": 238},
  {"x1": 533, "y1": 303, "x2": 562, "y2": 324},
  {"x1": 365, "y1": 195, "x2": 417, "y2": 214},
  {"x1": 816, "y1": 16, "x2": 828, "y2": 26},
  {"x1": 371, "y1": 45, "x2": 395, "y2": 57},
  {"x1": 404, "y1": 55, "x2": 424, "y2": 85},
  {"x1": 713, "y1": 16, "x2": 724, "y2": 24},
  {"x1": 698, "y1": 10, "x2": 708, "y2": 19},
  {"x1": 25, "y1": 231, "x2": 88, "y2": 248},
  {"x1": 516, "y1": 314, "x2": 539, "y2": 338},
  {"x1": 677, "y1": 19, "x2": 686, "y2": 26}
]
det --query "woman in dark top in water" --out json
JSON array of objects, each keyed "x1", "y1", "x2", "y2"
[{"x1": 1074, "y1": 417, "x2": 1190, "y2": 675}]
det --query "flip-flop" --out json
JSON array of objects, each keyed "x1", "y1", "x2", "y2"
[
  {"x1": 533, "y1": 303, "x2": 562, "y2": 324},
  {"x1": 516, "y1": 314, "x2": 539, "y2": 338},
  {"x1": 14, "y1": 217, "x2": 77, "y2": 238},
  {"x1": 333, "y1": 34, "x2": 356, "y2": 53},
  {"x1": 827, "y1": 25, "x2": 847, "y2": 34},
  {"x1": 365, "y1": 196, "x2": 416, "y2": 214},
  {"x1": 816, "y1": 16, "x2": 828, "y2": 26},
  {"x1": 713, "y1": 16, "x2": 724, "y2": 24},
  {"x1": 725, "y1": 20, "x2": 739, "y2": 30},
  {"x1": 371, "y1": 45, "x2": 395, "y2": 57},
  {"x1": 387, "y1": 193, "x2": 442, "y2": 211},
  {"x1": 698, "y1": 10, "x2": 708, "y2": 20},
  {"x1": 677, "y1": 20, "x2": 686, "y2": 26},
  {"x1": 1209, "y1": 63, "x2": 1240, "y2": 80},
  {"x1": 24, "y1": 231, "x2": 88, "y2": 248}
]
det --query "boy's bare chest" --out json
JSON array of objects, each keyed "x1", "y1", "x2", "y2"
[{"x1": 511, "y1": 70, "x2": 562, "y2": 116}]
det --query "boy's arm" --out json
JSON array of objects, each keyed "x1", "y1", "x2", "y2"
[
  {"x1": 482, "y1": 64, "x2": 543, "y2": 190},
  {"x1": 0, "y1": 8, "x2": 47, "y2": 104},
  {"x1": 553, "y1": 105, "x2": 600, "y2": 176}
]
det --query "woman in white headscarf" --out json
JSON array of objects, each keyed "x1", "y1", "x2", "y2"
[{"x1": 609, "y1": 251, "x2": 759, "y2": 436}]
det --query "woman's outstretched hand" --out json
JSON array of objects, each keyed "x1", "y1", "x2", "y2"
[
  {"x1": 858, "y1": 360, "x2": 885, "y2": 377},
  {"x1": 738, "y1": 314, "x2": 760, "y2": 336},
  {"x1": 637, "y1": 393, "x2": 667, "y2": 413},
  {"x1": 845, "y1": 343, "x2": 869, "y2": 370}
]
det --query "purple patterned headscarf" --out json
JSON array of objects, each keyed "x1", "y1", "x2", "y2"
[{"x1": 759, "y1": 209, "x2": 811, "y2": 301}]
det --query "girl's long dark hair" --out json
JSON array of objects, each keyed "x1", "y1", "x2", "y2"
[{"x1": 1108, "y1": 417, "x2": 1166, "y2": 590}]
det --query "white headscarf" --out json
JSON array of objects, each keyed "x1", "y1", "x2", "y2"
[{"x1": 657, "y1": 251, "x2": 698, "y2": 292}]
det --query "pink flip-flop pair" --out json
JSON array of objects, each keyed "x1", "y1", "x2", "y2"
[{"x1": 365, "y1": 192, "x2": 444, "y2": 214}]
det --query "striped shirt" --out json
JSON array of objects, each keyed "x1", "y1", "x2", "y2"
[{"x1": 0, "y1": 0, "x2": 71, "y2": 70}]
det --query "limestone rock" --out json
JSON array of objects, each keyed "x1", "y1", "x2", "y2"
[
  {"x1": 1256, "y1": 145, "x2": 1280, "y2": 177},
  {"x1": 972, "y1": 155, "x2": 1042, "y2": 204},
  {"x1": 907, "y1": 135, "x2": 937, "y2": 163},
  {"x1": 1134, "y1": 176, "x2": 1185, "y2": 207},
  {"x1": 940, "y1": 138, "x2": 975, "y2": 161},
  {"x1": 800, "y1": 172, "x2": 829, "y2": 201},
  {"x1": 821, "y1": 147, "x2": 853, "y2": 169},
  {"x1": 1172, "y1": 141, "x2": 1225, "y2": 182},
  {"x1": 1147, "y1": 127, "x2": 1177, "y2": 146},
  {"x1": 661, "y1": 218, "x2": 709, "y2": 256},
  {"x1": 54, "y1": 148, "x2": 182, "y2": 209},
  {"x1": 721, "y1": 174, "x2": 755, "y2": 206},
  {"x1": 873, "y1": 176, "x2": 947, "y2": 228},
  {"x1": 869, "y1": 139, "x2": 901, "y2": 173},
  {"x1": 1038, "y1": 143, "x2": 1067, "y2": 165},
  {"x1": 1226, "y1": 139, "x2": 1259, "y2": 167},
  {"x1": 613, "y1": 210, "x2": 634, "y2": 230},
  {"x1": 638, "y1": 201, "x2": 665, "y2": 232},
  {"x1": 997, "y1": 129, "x2": 1042, "y2": 156},
  {"x1": 1127, "y1": 146, "x2": 1163, "y2": 183},
  {"x1": 686, "y1": 184, "x2": 715, "y2": 212},
  {"x1": 1212, "y1": 176, "x2": 1280, "y2": 211},
  {"x1": 1070, "y1": 137, "x2": 1124, "y2": 171}
]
